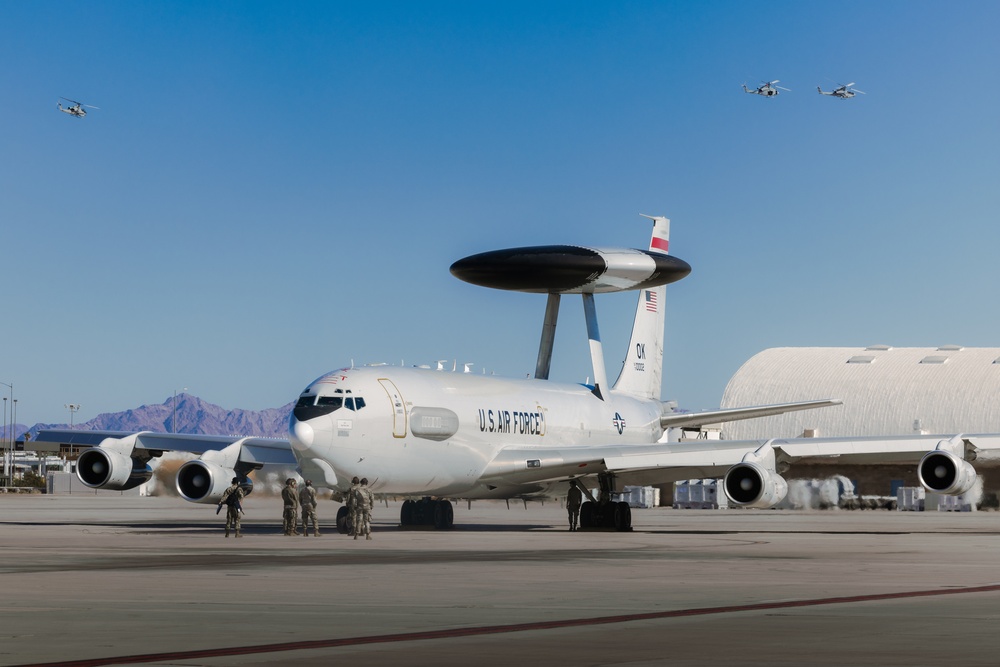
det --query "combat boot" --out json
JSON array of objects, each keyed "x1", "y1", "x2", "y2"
[
  {"x1": 225, "y1": 528, "x2": 230, "y2": 538},
  {"x1": 315, "y1": 531, "x2": 321, "y2": 537},
  {"x1": 235, "y1": 530, "x2": 242, "y2": 538}
]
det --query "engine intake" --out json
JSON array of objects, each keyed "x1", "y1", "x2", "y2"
[
  {"x1": 723, "y1": 462, "x2": 788, "y2": 509},
  {"x1": 918, "y1": 450, "x2": 977, "y2": 495},
  {"x1": 76, "y1": 447, "x2": 152, "y2": 491},
  {"x1": 176, "y1": 460, "x2": 252, "y2": 503}
]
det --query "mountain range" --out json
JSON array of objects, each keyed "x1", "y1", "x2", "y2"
[{"x1": 22, "y1": 394, "x2": 292, "y2": 440}]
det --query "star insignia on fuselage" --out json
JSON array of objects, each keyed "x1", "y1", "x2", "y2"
[{"x1": 613, "y1": 412, "x2": 626, "y2": 435}]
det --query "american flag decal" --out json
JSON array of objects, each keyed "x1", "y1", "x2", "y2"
[
  {"x1": 645, "y1": 290, "x2": 657, "y2": 312},
  {"x1": 650, "y1": 237, "x2": 669, "y2": 253}
]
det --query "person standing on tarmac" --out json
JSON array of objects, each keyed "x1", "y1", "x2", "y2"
[
  {"x1": 299, "y1": 479, "x2": 320, "y2": 536},
  {"x1": 218, "y1": 477, "x2": 245, "y2": 538},
  {"x1": 282, "y1": 478, "x2": 300, "y2": 536},
  {"x1": 566, "y1": 479, "x2": 583, "y2": 531},
  {"x1": 347, "y1": 476, "x2": 361, "y2": 537},
  {"x1": 358, "y1": 477, "x2": 374, "y2": 540}
]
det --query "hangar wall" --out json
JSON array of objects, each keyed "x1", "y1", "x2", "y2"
[{"x1": 719, "y1": 346, "x2": 1000, "y2": 440}]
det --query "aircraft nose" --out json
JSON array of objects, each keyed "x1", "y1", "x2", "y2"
[{"x1": 289, "y1": 416, "x2": 314, "y2": 451}]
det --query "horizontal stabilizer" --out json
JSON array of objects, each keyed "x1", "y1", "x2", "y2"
[{"x1": 660, "y1": 399, "x2": 842, "y2": 430}]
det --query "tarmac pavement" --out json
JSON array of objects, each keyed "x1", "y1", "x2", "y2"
[{"x1": 1, "y1": 494, "x2": 999, "y2": 666}]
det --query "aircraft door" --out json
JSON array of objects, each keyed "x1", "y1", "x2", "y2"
[{"x1": 378, "y1": 378, "x2": 408, "y2": 438}]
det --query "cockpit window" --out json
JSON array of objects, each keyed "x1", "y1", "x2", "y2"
[
  {"x1": 296, "y1": 395, "x2": 316, "y2": 408},
  {"x1": 317, "y1": 396, "x2": 343, "y2": 410}
]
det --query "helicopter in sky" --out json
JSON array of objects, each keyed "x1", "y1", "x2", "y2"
[
  {"x1": 742, "y1": 80, "x2": 789, "y2": 97},
  {"x1": 817, "y1": 82, "x2": 865, "y2": 99},
  {"x1": 57, "y1": 98, "x2": 99, "y2": 118}
]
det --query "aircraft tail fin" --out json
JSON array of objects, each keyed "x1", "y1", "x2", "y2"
[{"x1": 612, "y1": 215, "x2": 669, "y2": 400}]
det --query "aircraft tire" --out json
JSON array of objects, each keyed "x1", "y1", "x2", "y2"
[
  {"x1": 613, "y1": 501, "x2": 632, "y2": 531},
  {"x1": 433, "y1": 500, "x2": 454, "y2": 529},
  {"x1": 336, "y1": 505, "x2": 352, "y2": 534},
  {"x1": 401, "y1": 499, "x2": 414, "y2": 526},
  {"x1": 580, "y1": 501, "x2": 594, "y2": 529}
]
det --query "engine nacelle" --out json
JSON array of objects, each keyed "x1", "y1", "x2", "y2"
[
  {"x1": 76, "y1": 447, "x2": 152, "y2": 491},
  {"x1": 723, "y1": 462, "x2": 788, "y2": 509},
  {"x1": 176, "y1": 460, "x2": 252, "y2": 504},
  {"x1": 918, "y1": 450, "x2": 977, "y2": 496}
]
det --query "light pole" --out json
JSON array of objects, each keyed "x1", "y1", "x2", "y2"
[
  {"x1": 1, "y1": 382, "x2": 11, "y2": 485},
  {"x1": 65, "y1": 404, "x2": 81, "y2": 426},
  {"x1": 2, "y1": 395, "x2": 7, "y2": 485},
  {"x1": 172, "y1": 387, "x2": 188, "y2": 434},
  {"x1": 11, "y1": 398, "x2": 16, "y2": 482}
]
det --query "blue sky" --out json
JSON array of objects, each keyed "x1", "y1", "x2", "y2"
[{"x1": 3, "y1": 1, "x2": 999, "y2": 428}]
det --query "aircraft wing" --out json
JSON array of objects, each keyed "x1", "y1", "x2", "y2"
[
  {"x1": 659, "y1": 399, "x2": 842, "y2": 430},
  {"x1": 604, "y1": 433, "x2": 1000, "y2": 473},
  {"x1": 480, "y1": 433, "x2": 1000, "y2": 489},
  {"x1": 33, "y1": 429, "x2": 297, "y2": 464}
]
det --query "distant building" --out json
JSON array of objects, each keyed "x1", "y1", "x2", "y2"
[{"x1": 720, "y1": 345, "x2": 1000, "y2": 439}]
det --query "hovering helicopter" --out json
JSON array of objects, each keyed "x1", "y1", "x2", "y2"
[
  {"x1": 817, "y1": 82, "x2": 865, "y2": 99},
  {"x1": 742, "y1": 80, "x2": 789, "y2": 97},
  {"x1": 57, "y1": 98, "x2": 99, "y2": 118}
]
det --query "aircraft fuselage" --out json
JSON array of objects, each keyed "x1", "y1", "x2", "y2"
[{"x1": 288, "y1": 366, "x2": 663, "y2": 499}]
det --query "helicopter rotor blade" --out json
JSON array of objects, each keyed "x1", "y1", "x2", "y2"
[
  {"x1": 776, "y1": 86, "x2": 791, "y2": 91},
  {"x1": 83, "y1": 105, "x2": 100, "y2": 109},
  {"x1": 60, "y1": 97, "x2": 82, "y2": 105}
]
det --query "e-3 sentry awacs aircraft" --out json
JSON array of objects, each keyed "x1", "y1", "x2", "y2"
[{"x1": 37, "y1": 216, "x2": 1000, "y2": 531}]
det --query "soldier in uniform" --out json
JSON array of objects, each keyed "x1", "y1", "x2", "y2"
[
  {"x1": 346, "y1": 476, "x2": 361, "y2": 537},
  {"x1": 281, "y1": 478, "x2": 300, "y2": 536},
  {"x1": 299, "y1": 479, "x2": 320, "y2": 536},
  {"x1": 218, "y1": 477, "x2": 245, "y2": 538},
  {"x1": 358, "y1": 477, "x2": 374, "y2": 540},
  {"x1": 566, "y1": 479, "x2": 583, "y2": 531}
]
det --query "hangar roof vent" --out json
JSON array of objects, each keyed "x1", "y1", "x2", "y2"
[
  {"x1": 847, "y1": 355, "x2": 876, "y2": 364},
  {"x1": 937, "y1": 345, "x2": 964, "y2": 351},
  {"x1": 865, "y1": 344, "x2": 893, "y2": 351},
  {"x1": 920, "y1": 355, "x2": 949, "y2": 364}
]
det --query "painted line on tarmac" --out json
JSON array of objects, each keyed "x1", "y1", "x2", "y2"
[{"x1": 17, "y1": 583, "x2": 1000, "y2": 667}]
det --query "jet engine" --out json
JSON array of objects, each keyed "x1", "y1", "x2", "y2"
[
  {"x1": 918, "y1": 449, "x2": 977, "y2": 496},
  {"x1": 723, "y1": 461, "x2": 788, "y2": 509},
  {"x1": 176, "y1": 460, "x2": 252, "y2": 504},
  {"x1": 76, "y1": 447, "x2": 152, "y2": 491}
]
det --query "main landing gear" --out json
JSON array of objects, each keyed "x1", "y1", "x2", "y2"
[
  {"x1": 578, "y1": 472, "x2": 632, "y2": 531},
  {"x1": 400, "y1": 498, "x2": 455, "y2": 529}
]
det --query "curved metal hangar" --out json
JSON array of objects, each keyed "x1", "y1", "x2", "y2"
[{"x1": 721, "y1": 345, "x2": 1000, "y2": 440}]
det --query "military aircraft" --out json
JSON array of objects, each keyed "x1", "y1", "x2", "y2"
[
  {"x1": 818, "y1": 83, "x2": 865, "y2": 99},
  {"x1": 57, "y1": 98, "x2": 99, "y2": 118},
  {"x1": 742, "y1": 80, "x2": 789, "y2": 97},
  {"x1": 35, "y1": 216, "x2": 1000, "y2": 532}
]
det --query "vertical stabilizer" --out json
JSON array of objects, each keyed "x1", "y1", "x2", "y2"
[{"x1": 612, "y1": 215, "x2": 669, "y2": 399}]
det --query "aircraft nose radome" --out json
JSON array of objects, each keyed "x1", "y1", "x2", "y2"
[{"x1": 289, "y1": 419, "x2": 314, "y2": 451}]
